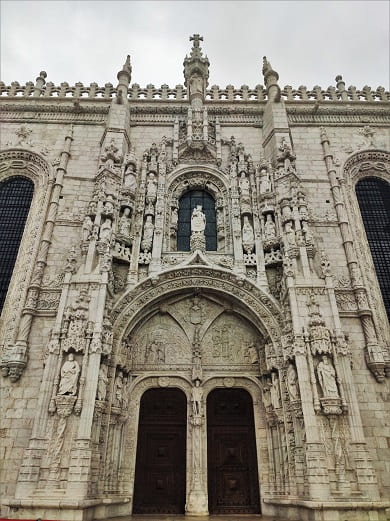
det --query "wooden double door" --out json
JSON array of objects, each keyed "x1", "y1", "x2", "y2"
[{"x1": 132, "y1": 387, "x2": 260, "y2": 515}]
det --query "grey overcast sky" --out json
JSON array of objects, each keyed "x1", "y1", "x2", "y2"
[{"x1": 1, "y1": 0, "x2": 389, "y2": 90}]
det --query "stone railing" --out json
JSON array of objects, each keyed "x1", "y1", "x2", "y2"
[{"x1": 0, "y1": 80, "x2": 388, "y2": 102}]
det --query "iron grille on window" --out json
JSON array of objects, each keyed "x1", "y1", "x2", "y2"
[
  {"x1": 177, "y1": 190, "x2": 217, "y2": 251},
  {"x1": 355, "y1": 177, "x2": 390, "y2": 320},
  {"x1": 0, "y1": 176, "x2": 34, "y2": 312}
]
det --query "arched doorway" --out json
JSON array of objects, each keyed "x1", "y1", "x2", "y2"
[
  {"x1": 207, "y1": 388, "x2": 260, "y2": 514},
  {"x1": 132, "y1": 388, "x2": 187, "y2": 514}
]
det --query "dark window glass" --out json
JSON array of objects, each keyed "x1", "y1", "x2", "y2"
[
  {"x1": 0, "y1": 177, "x2": 34, "y2": 312},
  {"x1": 356, "y1": 177, "x2": 390, "y2": 320},
  {"x1": 177, "y1": 190, "x2": 217, "y2": 251}
]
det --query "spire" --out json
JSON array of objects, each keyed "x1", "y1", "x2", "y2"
[
  {"x1": 262, "y1": 56, "x2": 281, "y2": 102},
  {"x1": 183, "y1": 34, "x2": 210, "y2": 103},
  {"x1": 116, "y1": 55, "x2": 132, "y2": 101}
]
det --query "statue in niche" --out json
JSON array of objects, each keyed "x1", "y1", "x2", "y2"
[
  {"x1": 124, "y1": 162, "x2": 137, "y2": 191},
  {"x1": 103, "y1": 195, "x2": 115, "y2": 215},
  {"x1": 189, "y1": 74, "x2": 203, "y2": 97},
  {"x1": 259, "y1": 168, "x2": 271, "y2": 193},
  {"x1": 242, "y1": 216, "x2": 255, "y2": 253},
  {"x1": 317, "y1": 355, "x2": 339, "y2": 399},
  {"x1": 118, "y1": 208, "x2": 132, "y2": 237},
  {"x1": 58, "y1": 354, "x2": 80, "y2": 396},
  {"x1": 171, "y1": 207, "x2": 178, "y2": 231},
  {"x1": 141, "y1": 215, "x2": 154, "y2": 252},
  {"x1": 301, "y1": 220, "x2": 314, "y2": 245},
  {"x1": 287, "y1": 363, "x2": 299, "y2": 401},
  {"x1": 191, "y1": 380, "x2": 203, "y2": 416},
  {"x1": 239, "y1": 171, "x2": 250, "y2": 196},
  {"x1": 113, "y1": 370, "x2": 124, "y2": 408},
  {"x1": 270, "y1": 372, "x2": 281, "y2": 409},
  {"x1": 264, "y1": 214, "x2": 276, "y2": 240},
  {"x1": 285, "y1": 221, "x2": 296, "y2": 246},
  {"x1": 96, "y1": 364, "x2": 108, "y2": 401},
  {"x1": 191, "y1": 205, "x2": 206, "y2": 233},
  {"x1": 81, "y1": 216, "x2": 93, "y2": 242},
  {"x1": 100, "y1": 218, "x2": 112, "y2": 242},
  {"x1": 146, "y1": 172, "x2": 157, "y2": 205},
  {"x1": 230, "y1": 158, "x2": 238, "y2": 179}
]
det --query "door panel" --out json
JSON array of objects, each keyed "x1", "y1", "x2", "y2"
[
  {"x1": 207, "y1": 388, "x2": 260, "y2": 514},
  {"x1": 133, "y1": 388, "x2": 186, "y2": 514}
]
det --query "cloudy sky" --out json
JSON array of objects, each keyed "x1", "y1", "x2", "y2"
[{"x1": 1, "y1": 0, "x2": 389, "y2": 91}]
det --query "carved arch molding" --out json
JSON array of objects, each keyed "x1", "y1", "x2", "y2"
[
  {"x1": 163, "y1": 166, "x2": 232, "y2": 251},
  {"x1": 0, "y1": 148, "x2": 51, "y2": 345},
  {"x1": 111, "y1": 265, "x2": 283, "y2": 356},
  {"x1": 342, "y1": 149, "x2": 390, "y2": 343}
]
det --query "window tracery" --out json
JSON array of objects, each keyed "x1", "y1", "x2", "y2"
[
  {"x1": 355, "y1": 176, "x2": 390, "y2": 319},
  {"x1": 0, "y1": 176, "x2": 34, "y2": 312}
]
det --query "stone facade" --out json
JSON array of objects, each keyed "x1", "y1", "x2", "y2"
[{"x1": 0, "y1": 35, "x2": 389, "y2": 521}]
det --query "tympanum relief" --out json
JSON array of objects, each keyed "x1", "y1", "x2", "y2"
[{"x1": 122, "y1": 294, "x2": 263, "y2": 372}]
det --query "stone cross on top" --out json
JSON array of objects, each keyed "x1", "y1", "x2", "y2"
[{"x1": 190, "y1": 34, "x2": 203, "y2": 48}]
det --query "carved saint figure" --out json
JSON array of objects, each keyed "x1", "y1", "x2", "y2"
[
  {"x1": 100, "y1": 218, "x2": 112, "y2": 242},
  {"x1": 113, "y1": 371, "x2": 124, "y2": 408},
  {"x1": 141, "y1": 215, "x2": 154, "y2": 252},
  {"x1": 242, "y1": 216, "x2": 255, "y2": 253},
  {"x1": 81, "y1": 216, "x2": 93, "y2": 242},
  {"x1": 58, "y1": 354, "x2": 80, "y2": 396},
  {"x1": 97, "y1": 364, "x2": 108, "y2": 401},
  {"x1": 239, "y1": 172, "x2": 250, "y2": 196},
  {"x1": 124, "y1": 163, "x2": 137, "y2": 191},
  {"x1": 259, "y1": 168, "x2": 271, "y2": 193},
  {"x1": 171, "y1": 207, "x2": 178, "y2": 230},
  {"x1": 146, "y1": 172, "x2": 157, "y2": 204},
  {"x1": 246, "y1": 343, "x2": 259, "y2": 364},
  {"x1": 270, "y1": 372, "x2": 281, "y2": 409},
  {"x1": 264, "y1": 213, "x2": 276, "y2": 240},
  {"x1": 191, "y1": 205, "x2": 206, "y2": 233},
  {"x1": 317, "y1": 355, "x2": 339, "y2": 398},
  {"x1": 287, "y1": 363, "x2": 299, "y2": 401},
  {"x1": 285, "y1": 221, "x2": 296, "y2": 246},
  {"x1": 191, "y1": 380, "x2": 203, "y2": 416},
  {"x1": 119, "y1": 207, "x2": 131, "y2": 237}
]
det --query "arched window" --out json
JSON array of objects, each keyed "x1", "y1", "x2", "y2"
[
  {"x1": 0, "y1": 177, "x2": 34, "y2": 312},
  {"x1": 177, "y1": 190, "x2": 217, "y2": 251},
  {"x1": 355, "y1": 177, "x2": 390, "y2": 319}
]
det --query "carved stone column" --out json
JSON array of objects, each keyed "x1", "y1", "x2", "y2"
[{"x1": 186, "y1": 403, "x2": 208, "y2": 514}]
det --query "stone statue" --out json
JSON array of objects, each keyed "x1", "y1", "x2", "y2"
[
  {"x1": 264, "y1": 213, "x2": 276, "y2": 240},
  {"x1": 270, "y1": 372, "x2": 281, "y2": 409},
  {"x1": 259, "y1": 168, "x2": 271, "y2": 193},
  {"x1": 96, "y1": 364, "x2": 108, "y2": 401},
  {"x1": 124, "y1": 163, "x2": 137, "y2": 191},
  {"x1": 141, "y1": 215, "x2": 154, "y2": 252},
  {"x1": 171, "y1": 207, "x2": 178, "y2": 230},
  {"x1": 317, "y1": 355, "x2": 339, "y2": 398},
  {"x1": 81, "y1": 216, "x2": 93, "y2": 242},
  {"x1": 146, "y1": 172, "x2": 157, "y2": 204},
  {"x1": 285, "y1": 221, "x2": 296, "y2": 246},
  {"x1": 100, "y1": 218, "x2": 112, "y2": 242},
  {"x1": 145, "y1": 340, "x2": 158, "y2": 363},
  {"x1": 58, "y1": 354, "x2": 80, "y2": 396},
  {"x1": 191, "y1": 380, "x2": 203, "y2": 416},
  {"x1": 287, "y1": 363, "x2": 299, "y2": 401},
  {"x1": 242, "y1": 216, "x2": 255, "y2": 253},
  {"x1": 239, "y1": 172, "x2": 250, "y2": 196},
  {"x1": 118, "y1": 207, "x2": 131, "y2": 237},
  {"x1": 113, "y1": 371, "x2": 124, "y2": 408},
  {"x1": 191, "y1": 205, "x2": 206, "y2": 233},
  {"x1": 246, "y1": 343, "x2": 258, "y2": 364}
]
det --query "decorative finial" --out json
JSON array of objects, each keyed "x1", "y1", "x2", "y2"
[
  {"x1": 262, "y1": 56, "x2": 280, "y2": 102},
  {"x1": 190, "y1": 34, "x2": 203, "y2": 48}
]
